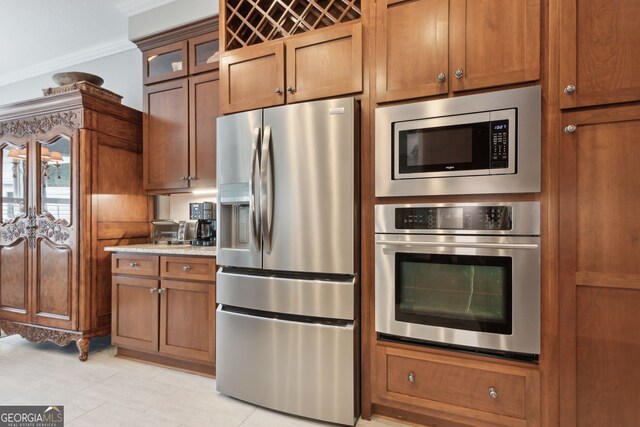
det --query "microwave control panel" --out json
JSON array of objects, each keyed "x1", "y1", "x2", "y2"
[
  {"x1": 395, "y1": 206, "x2": 512, "y2": 231},
  {"x1": 490, "y1": 120, "x2": 510, "y2": 169}
]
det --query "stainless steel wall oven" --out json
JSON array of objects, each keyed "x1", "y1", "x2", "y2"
[{"x1": 375, "y1": 202, "x2": 540, "y2": 359}]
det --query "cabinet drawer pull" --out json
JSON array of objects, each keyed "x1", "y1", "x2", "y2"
[
  {"x1": 408, "y1": 372, "x2": 416, "y2": 383},
  {"x1": 489, "y1": 387, "x2": 498, "y2": 399},
  {"x1": 130, "y1": 262, "x2": 138, "y2": 268},
  {"x1": 183, "y1": 265, "x2": 191, "y2": 272},
  {"x1": 149, "y1": 288, "x2": 157, "y2": 294}
]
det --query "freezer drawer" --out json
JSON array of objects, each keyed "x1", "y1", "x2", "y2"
[
  {"x1": 217, "y1": 268, "x2": 355, "y2": 320},
  {"x1": 216, "y1": 307, "x2": 357, "y2": 425}
]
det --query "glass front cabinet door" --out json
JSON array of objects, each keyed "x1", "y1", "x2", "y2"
[
  {"x1": 33, "y1": 132, "x2": 77, "y2": 330},
  {"x1": 0, "y1": 136, "x2": 30, "y2": 322}
]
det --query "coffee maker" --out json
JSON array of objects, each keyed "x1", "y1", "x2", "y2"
[{"x1": 190, "y1": 202, "x2": 216, "y2": 246}]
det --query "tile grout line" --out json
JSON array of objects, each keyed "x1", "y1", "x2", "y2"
[{"x1": 237, "y1": 406, "x2": 258, "y2": 427}]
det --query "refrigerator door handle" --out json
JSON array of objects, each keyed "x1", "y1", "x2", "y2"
[
  {"x1": 261, "y1": 125, "x2": 273, "y2": 253},
  {"x1": 250, "y1": 127, "x2": 261, "y2": 250}
]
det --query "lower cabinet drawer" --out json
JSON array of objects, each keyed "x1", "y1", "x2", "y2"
[
  {"x1": 112, "y1": 254, "x2": 159, "y2": 276},
  {"x1": 160, "y1": 256, "x2": 216, "y2": 281},
  {"x1": 377, "y1": 346, "x2": 539, "y2": 422}
]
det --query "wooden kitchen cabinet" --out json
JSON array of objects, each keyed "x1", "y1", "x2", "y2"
[
  {"x1": 111, "y1": 253, "x2": 216, "y2": 374},
  {"x1": 376, "y1": 0, "x2": 449, "y2": 103},
  {"x1": 220, "y1": 22, "x2": 363, "y2": 114},
  {"x1": 373, "y1": 345, "x2": 540, "y2": 426},
  {"x1": 376, "y1": 0, "x2": 540, "y2": 103},
  {"x1": 159, "y1": 279, "x2": 215, "y2": 363},
  {"x1": 559, "y1": 0, "x2": 640, "y2": 108},
  {"x1": 0, "y1": 85, "x2": 149, "y2": 361},
  {"x1": 143, "y1": 79, "x2": 189, "y2": 191},
  {"x1": 111, "y1": 275, "x2": 159, "y2": 352},
  {"x1": 137, "y1": 17, "x2": 220, "y2": 193},
  {"x1": 558, "y1": 105, "x2": 640, "y2": 425},
  {"x1": 449, "y1": 0, "x2": 540, "y2": 93},
  {"x1": 220, "y1": 42, "x2": 285, "y2": 114},
  {"x1": 142, "y1": 30, "x2": 219, "y2": 84},
  {"x1": 143, "y1": 72, "x2": 219, "y2": 192}
]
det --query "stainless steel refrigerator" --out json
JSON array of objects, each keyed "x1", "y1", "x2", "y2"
[{"x1": 216, "y1": 97, "x2": 359, "y2": 425}]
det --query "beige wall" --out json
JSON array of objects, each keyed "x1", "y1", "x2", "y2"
[
  {"x1": 0, "y1": 48, "x2": 143, "y2": 110},
  {"x1": 129, "y1": 0, "x2": 218, "y2": 40}
]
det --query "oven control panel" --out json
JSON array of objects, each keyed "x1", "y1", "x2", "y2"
[{"x1": 395, "y1": 206, "x2": 512, "y2": 230}]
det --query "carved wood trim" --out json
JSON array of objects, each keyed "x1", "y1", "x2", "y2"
[
  {"x1": 36, "y1": 211, "x2": 71, "y2": 245},
  {"x1": 0, "y1": 320, "x2": 81, "y2": 346},
  {"x1": 0, "y1": 110, "x2": 82, "y2": 138}
]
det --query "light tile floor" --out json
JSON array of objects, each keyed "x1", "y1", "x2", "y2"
[{"x1": 0, "y1": 335, "x2": 412, "y2": 427}]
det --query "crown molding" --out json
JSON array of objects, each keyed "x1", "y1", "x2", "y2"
[{"x1": 0, "y1": 38, "x2": 135, "y2": 88}]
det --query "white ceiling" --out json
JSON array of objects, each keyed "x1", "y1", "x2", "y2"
[{"x1": 0, "y1": 0, "x2": 175, "y2": 87}]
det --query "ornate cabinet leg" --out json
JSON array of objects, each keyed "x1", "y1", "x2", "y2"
[{"x1": 76, "y1": 337, "x2": 90, "y2": 361}]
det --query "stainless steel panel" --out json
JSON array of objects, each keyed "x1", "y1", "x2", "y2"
[
  {"x1": 217, "y1": 269, "x2": 355, "y2": 320},
  {"x1": 376, "y1": 85, "x2": 541, "y2": 196},
  {"x1": 375, "y1": 233, "x2": 540, "y2": 354},
  {"x1": 262, "y1": 98, "x2": 357, "y2": 275},
  {"x1": 375, "y1": 202, "x2": 541, "y2": 235},
  {"x1": 217, "y1": 110, "x2": 262, "y2": 269},
  {"x1": 216, "y1": 307, "x2": 357, "y2": 425}
]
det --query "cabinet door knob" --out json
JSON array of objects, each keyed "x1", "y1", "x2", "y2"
[
  {"x1": 149, "y1": 288, "x2": 157, "y2": 294},
  {"x1": 130, "y1": 262, "x2": 137, "y2": 268},
  {"x1": 188, "y1": 176, "x2": 196, "y2": 180},
  {"x1": 286, "y1": 86, "x2": 295, "y2": 94},
  {"x1": 454, "y1": 68, "x2": 464, "y2": 79},
  {"x1": 564, "y1": 124, "x2": 577, "y2": 134},
  {"x1": 564, "y1": 84, "x2": 576, "y2": 95},
  {"x1": 489, "y1": 387, "x2": 498, "y2": 399},
  {"x1": 408, "y1": 372, "x2": 416, "y2": 383},
  {"x1": 437, "y1": 73, "x2": 446, "y2": 83},
  {"x1": 180, "y1": 176, "x2": 187, "y2": 180},
  {"x1": 157, "y1": 288, "x2": 165, "y2": 294},
  {"x1": 275, "y1": 88, "x2": 283, "y2": 95},
  {"x1": 183, "y1": 265, "x2": 191, "y2": 272}
]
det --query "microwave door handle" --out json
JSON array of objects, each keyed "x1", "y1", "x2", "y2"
[
  {"x1": 260, "y1": 125, "x2": 273, "y2": 253},
  {"x1": 375, "y1": 240, "x2": 539, "y2": 250},
  {"x1": 250, "y1": 127, "x2": 261, "y2": 251}
]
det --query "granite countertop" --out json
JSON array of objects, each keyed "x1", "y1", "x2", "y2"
[{"x1": 104, "y1": 243, "x2": 216, "y2": 257}]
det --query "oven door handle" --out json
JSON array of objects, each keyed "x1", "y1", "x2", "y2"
[{"x1": 375, "y1": 240, "x2": 539, "y2": 250}]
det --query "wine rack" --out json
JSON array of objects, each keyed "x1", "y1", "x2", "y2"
[{"x1": 224, "y1": 0, "x2": 361, "y2": 51}]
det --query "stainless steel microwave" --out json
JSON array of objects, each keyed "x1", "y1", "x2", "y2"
[{"x1": 376, "y1": 86, "x2": 541, "y2": 197}]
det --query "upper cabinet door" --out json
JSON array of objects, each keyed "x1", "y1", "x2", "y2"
[
  {"x1": 450, "y1": 0, "x2": 540, "y2": 92},
  {"x1": 220, "y1": 42, "x2": 285, "y2": 114},
  {"x1": 559, "y1": 0, "x2": 640, "y2": 108},
  {"x1": 143, "y1": 41, "x2": 189, "y2": 85},
  {"x1": 189, "y1": 32, "x2": 220, "y2": 75},
  {"x1": 189, "y1": 72, "x2": 219, "y2": 189},
  {"x1": 376, "y1": 0, "x2": 449, "y2": 103},
  {"x1": 285, "y1": 22, "x2": 363, "y2": 104},
  {"x1": 143, "y1": 79, "x2": 190, "y2": 191}
]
